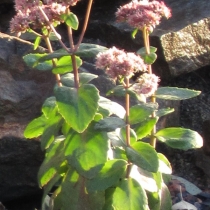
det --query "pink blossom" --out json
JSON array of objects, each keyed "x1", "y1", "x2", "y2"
[
  {"x1": 11, "y1": 1, "x2": 68, "y2": 33},
  {"x1": 44, "y1": 0, "x2": 79, "y2": 7},
  {"x1": 11, "y1": 0, "x2": 80, "y2": 33},
  {"x1": 132, "y1": 73, "x2": 159, "y2": 97},
  {"x1": 116, "y1": 0, "x2": 171, "y2": 31},
  {"x1": 95, "y1": 47, "x2": 147, "y2": 80}
]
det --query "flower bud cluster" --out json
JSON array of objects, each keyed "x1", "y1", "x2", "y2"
[
  {"x1": 116, "y1": 0, "x2": 171, "y2": 32},
  {"x1": 95, "y1": 45, "x2": 160, "y2": 97},
  {"x1": 95, "y1": 47, "x2": 148, "y2": 80},
  {"x1": 131, "y1": 73, "x2": 159, "y2": 97},
  {"x1": 10, "y1": 0, "x2": 79, "y2": 34}
]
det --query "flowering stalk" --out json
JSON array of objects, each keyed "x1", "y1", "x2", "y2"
[
  {"x1": 143, "y1": 26, "x2": 157, "y2": 147},
  {"x1": 125, "y1": 77, "x2": 132, "y2": 177}
]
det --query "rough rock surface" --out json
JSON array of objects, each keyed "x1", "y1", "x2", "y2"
[
  {"x1": 0, "y1": 137, "x2": 44, "y2": 202},
  {"x1": 0, "y1": 33, "x2": 55, "y2": 139}
]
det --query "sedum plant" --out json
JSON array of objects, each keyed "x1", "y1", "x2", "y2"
[{"x1": 10, "y1": 0, "x2": 203, "y2": 209}]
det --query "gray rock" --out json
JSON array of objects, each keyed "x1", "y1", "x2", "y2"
[
  {"x1": 0, "y1": 33, "x2": 55, "y2": 138},
  {"x1": 0, "y1": 137, "x2": 44, "y2": 202}
]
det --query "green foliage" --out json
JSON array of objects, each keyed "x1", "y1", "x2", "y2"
[
  {"x1": 155, "y1": 87, "x2": 201, "y2": 100},
  {"x1": 61, "y1": 12, "x2": 79, "y2": 30},
  {"x1": 137, "y1": 46, "x2": 157, "y2": 64},
  {"x1": 54, "y1": 84, "x2": 99, "y2": 133},
  {"x1": 155, "y1": 127, "x2": 203, "y2": 150},
  {"x1": 52, "y1": 55, "x2": 82, "y2": 74},
  {"x1": 20, "y1": 1, "x2": 203, "y2": 209}
]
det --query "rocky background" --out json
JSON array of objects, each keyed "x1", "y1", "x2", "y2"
[{"x1": 0, "y1": 0, "x2": 210, "y2": 209}]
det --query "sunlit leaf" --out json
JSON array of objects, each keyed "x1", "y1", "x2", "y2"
[
  {"x1": 54, "y1": 169, "x2": 105, "y2": 210},
  {"x1": 24, "y1": 115, "x2": 47, "y2": 138},
  {"x1": 155, "y1": 127, "x2": 203, "y2": 150},
  {"x1": 129, "y1": 103, "x2": 157, "y2": 125},
  {"x1": 94, "y1": 117, "x2": 126, "y2": 132},
  {"x1": 61, "y1": 72, "x2": 98, "y2": 87},
  {"x1": 86, "y1": 159, "x2": 127, "y2": 192},
  {"x1": 52, "y1": 55, "x2": 82, "y2": 74},
  {"x1": 61, "y1": 12, "x2": 79, "y2": 30},
  {"x1": 65, "y1": 126, "x2": 108, "y2": 178},
  {"x1": 34, "y1": 36, "x2": 41, "y2": 50},
  {"x1": 105, "y1": 178, "x2": 149, "y2": 210},
  {"x1": 134, "y1": 117, "x2": 158, "y2": 139},
  {"x1": 155, "y1": 87, "x2": 201, "y2": 100},
  {"x1": 23, "y1": 53, "x2": 53, "y2": 71},
  {"x1": 55, "y1": 84, "x2": 99, "y2": 133},
  {"x1": 126, "y1": 141, "x2": 159, "y2": 172}
]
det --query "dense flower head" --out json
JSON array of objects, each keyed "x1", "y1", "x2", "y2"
[
  {"x1": 44, "y1": 0, "x2": 79, "y2": 7},
  {"x1": 116, "y1": 0, "x2": 171, "y2": 32},
  {"x1": 10, "y1": 0, "x2": 79, "y2": 34},
  {"x1": 132, "y1": 73, "x2": 159, "y2": 97},
  {"x1": 95, "y1": 47, "x2": 147, "y2": 80}
]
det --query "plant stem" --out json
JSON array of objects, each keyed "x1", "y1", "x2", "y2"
[
  {"x1": 143, "y1": 27, "x2": 157, "y2": 148},
  {"x1": 125, "y1": 77, "x2": 131, "y2": 177},
  {"x1": 44, "y1": 36, "x2": 62, "y2": 87},
  {"x1": 38, "y1": 6, "x2": 70, "y2": 53},
  {"x1": 66, "y1": 8, "x2": 80, "y2": 90},
  {"x1": 74, "y1": 0, "x2": 93, "y2": 51}
]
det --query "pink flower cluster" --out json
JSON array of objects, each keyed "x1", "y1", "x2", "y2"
[
  {"x1": 132, "y1": 73, "x2": 159, "y2": 97},
  {"x1": 95, "y1": 47, "x2": 147, "y2": 80},
  {"x1": 10, "y1": 0, "x2": 79, "y2": 33},
  {"x1": 116, "y1": 0, "x2": 171, "y2": 32}
]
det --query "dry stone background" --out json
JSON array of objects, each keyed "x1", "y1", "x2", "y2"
[{"x1": 0, "y1": 0, "x2": 209, "y2": 208}]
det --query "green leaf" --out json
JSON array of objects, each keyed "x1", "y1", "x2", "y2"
[
  {"x1": 55, "y1": 84, "x2": 99, "y2": 133},
  {"x1": 61, "y1": 12, "x2": 79, "y2": 30},
  {"x1": 107, "y1": 85, "x2": 146, "y2": 103},
  {"x1": 40, "y1": 115, "x2": 63, "y2": 150},
  {"x1": 155, "y1": 127, "x2": 203, "y2": 150},
  {"x1": 112, "y1": 147, "x2": 128, "y2": 161},
  {"x1": 131, "y1": 28, "x2": 138, "y2": 39},
  {"x1": 130, "y1": 165, "x2": 159, "y2": 193},
  {"x1": 143, "y1": 52, "x2": 157, "y2": 65},
  {"x1": 159, "y1": 183, "x2": 172, "y2": 210},
  {"x1": 147, "y1": 191, "x2": 160, "y2": 210},
  {"x1": 42, "y1": 96, "x2": 57, "y2": 119},
  {"x1": 137, "y1": 47, "x2": 157, "y2": 54},
  {"x1": 23, "y1": 53, "x2": 53, "y2": 71},
  {"x1": 38, "y1": 138, "x2": 65, "y2": 187},
  {"x1": 129, "y1": 103, "x2": 157, "y2": 125},
  {"x1": 76, "y1": 43, "x2": 108, "y2": 57},
  {"x1": 24, "y1": 115, "x2": 47, "y2": 138},
  {"x1": 65, "y1": 126, "x2": 108, "y2": 179},
  {"x1": 94, "y1": 117, "x2": 126, "y2": 132},
  {"x1": 61, "y1": 121, "x2": 71, "y2": 136},
  {"x1": 107, "y1": 131, "x2": 126, "y2": 148},
  {"x1": 54, "y1": 169, "x2": 105, "y2": 210},
  {"x1": 120, "y1": 127, "x2": 137, "y2": 145},
  {"x1": 39, "y1": 43, "x2": 108, "y2": 62},
  {"x1": 106, "y1": 178, "x2": 149, "y2": 210},
  {"x1": 34, "y1": 36, "x2": 41, "y2": 50},
  {"x1": 52, "y1": 55, "x2": 82, "y2": 74},
  {"x1": 158, "y1": 153, "x2": 172, "y2": 174},
  {"x1": 86, "y1": 159, "x2": 127, "y2": 192},
  {"x1": 61, "y1": 72, "x2": 98, "y2": 87},
  {"x1": 137, "y1": 47, "x2": 157, "y2": 65},
  {"x1": 134, "y1": 117, "x2": 158, "y2": 139},
  {"x1": 156, "y1": 107, "x2": 174, "y2": 117},
  {"x1": 155, "y1": 87, "x2": 201, "y2": 100},
  {"x1": 98, "y1": 96, "x2": 125, "y2": 118},
  {"x1": 126, "y1": 142, "x2": 159, "y2": 173}
]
